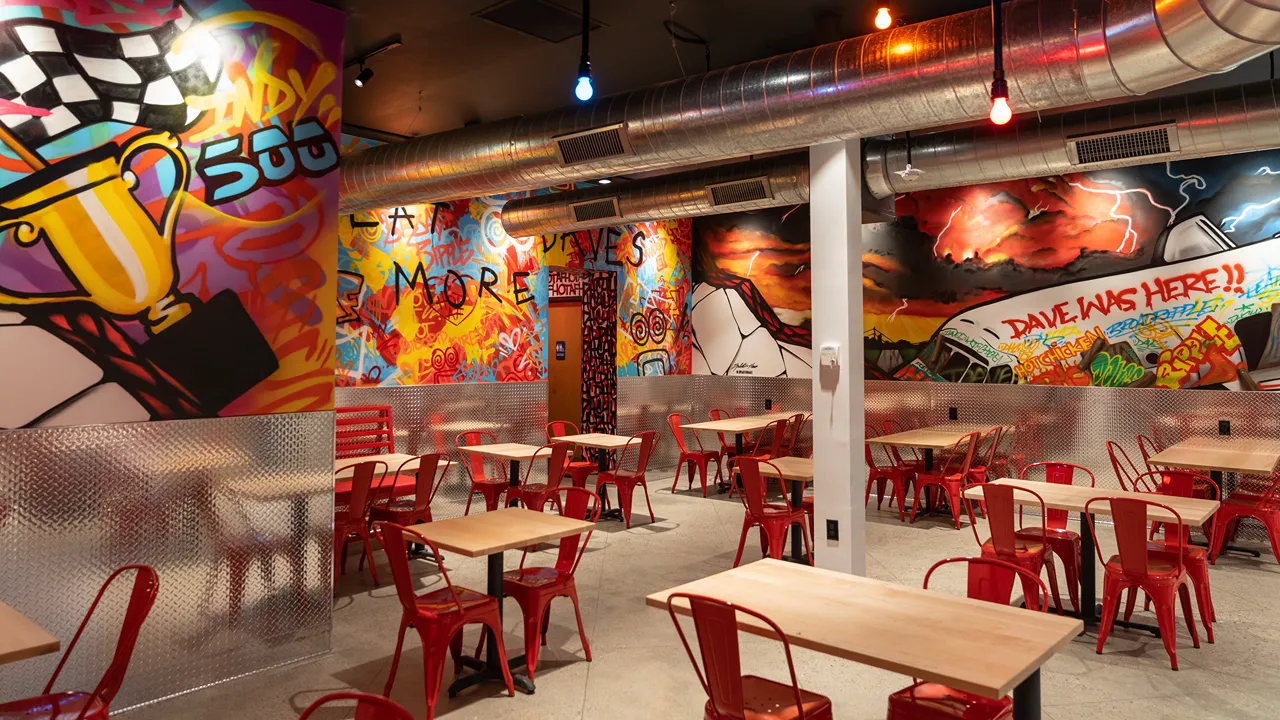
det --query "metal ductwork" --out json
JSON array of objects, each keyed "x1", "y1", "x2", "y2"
[
  {"x1": 865, "y1": 79, "x2": 1280, "y2": 197},
  {"x1": 500, "y1": 154, "x2": 808, "y2": 237},
  {"x1": 339, "y1": 0, "x2": 1280, "y2": 213}
]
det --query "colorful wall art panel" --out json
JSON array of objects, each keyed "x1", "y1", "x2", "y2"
[
  {"x1": 865, "y1": 149, "x2": 1280, "y2": 391},
  {"x1": 691, "y1": 206, "x2": 812, "y2": 378},
  {"x1": 0, "y1": 0, "x2": 343, "y2": 428}
]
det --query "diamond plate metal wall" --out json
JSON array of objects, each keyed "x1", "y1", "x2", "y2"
[
  {"x1": 0, "y1": 411, "x2": 334, "y2": 710},
  {"x1": 618, "y1": 376, "x2": 698, "y2": 470},
  {"x1": 336, "y1": 383, "x2": 548, "y2": 519}
]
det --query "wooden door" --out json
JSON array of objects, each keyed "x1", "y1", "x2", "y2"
[{"x1": 548, "y1": 301, "x2": 584, "y2": 428}]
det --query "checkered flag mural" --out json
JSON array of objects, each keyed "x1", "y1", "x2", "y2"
[{"x1": 0, "y1": 3, "x2": 219, "y2": 149}]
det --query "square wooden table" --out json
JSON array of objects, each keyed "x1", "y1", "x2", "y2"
[
  {"x1": 683, "y1": 412, "x2": 797, "y2": 492},
  {"x1": 1, "y1": 602, "x2": 59, "y2": 666},
  {"x1": 963, "y1": 478, "x2": 1220, "y2": 630},
  {"x1": 406, "y1": 508, "x2": 594, "y2": 695},
  {"x1": 758, "y1": 456, "x2": 814, "y2": 563},
  {"x1": 552, "y1": 433, "x2": 638, "y2": 520},
  {"x1": 457, "y1": 442, "x2": 547, "y2": 503},
  {"x1": 646, "y1": 559, "x2": 1080, "y2": 719}
]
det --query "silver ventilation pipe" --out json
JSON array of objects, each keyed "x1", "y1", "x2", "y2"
[
  {"x1": 339, "y1": 0, "x2": 1280, "y2": 212},
  {"x1": 500, "y1": 154, "x2": 808, "y2": 237},
  {"x1": 865, "y1": 80, "x2": 1280, "y2": 198}
]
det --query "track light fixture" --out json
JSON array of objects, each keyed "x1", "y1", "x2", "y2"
[
  {"x1": 575, "y1": 0, "x2": 594, "y2": 101},
  {"x1": 344, "y1": 36, "x2": 401, "y2": 89},
  {"x1": 989, "y1": 0, "x2": 1011, "y2": 125}
]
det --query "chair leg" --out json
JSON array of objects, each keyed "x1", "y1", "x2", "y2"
[
  {"x1": 763, "y1": 524, "x2": 787, "y2": 560},
  {"x1": 617, "y1": 481, "x2": 636, "y2": 528},
  {"x1": 876, "y1": 477, "x2": 887, "y2": 510},
  {"x1": 515, "y1": 595, "x2": 548, "y2": 683},
  {"x1": 360, "y1": 527, "x2": 380, "y2": 587},
  {"x1": 1151, "y1": 586, "x2": 1181, "y2": 670},
  {"x1": 1060, "y1": 540, "x2": 1081, "y2": 613},
  {"x1": 425, "y1": 628, "x2": 456, "y2": 720},
  {"x1": 1096, "y1": 575, "x2": 1122, "y2": 655},
  {"x1": 908, "y1": 484, "x2": 924, "y2": 524},
  {"x1": 1185, "y1": 559, "x2": 1215, "y2": 641},
  {"x1": 640, "y1": 480, "x2": 656, "y2": 523},
  {"x1": 464, "y1": 491, "x2": 475, "y2": 516},
  {"x1": 1041, "y1": 554, "x2": 1064, "y2": 614},
  {"x1": 1178, "y1": 583, "x2": 1201, "y2": 649},
  {"x1": 697, "y1": 458, "x2": 708, "y2": 497},
  {"x1": 1123, "y1": 587, "x2": 1138, "y2": 622},
  {"x1": 733, "y1": 516, "x2": 752, "y2": 568},
  {"x1": 568, "y1": 587, "x2": 592, "y2": 661},
  {"x1": 893, "y1": 478, "x2": 908, "y2": 522},
  {"x1": 384, "y1": 616, "x2": 409, "y2": 695},
  {"x1": 482, "y1": 613, "x2": 517, "y2": 697}
]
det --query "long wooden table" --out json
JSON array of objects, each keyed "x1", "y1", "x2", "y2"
[
  {"x1": 407, "y1": 508, "x2": 594, "y2": 695},
  {"x1": 0, "y1": 602, "x2": 59, "y2": 666},
  {"x1": 758, "y1": 456, "x2": 814, "y2": 563},
  {"x1": 647, "y1": 559, "x2": 1080, "y2": 719},
  {"x1": 683, "y1": 412, "x2": 796, "y2": 492},
  {"x1": 963, "y1": 478, "x2": 1220, "y2": 629},
  {"x1": 867, "y1": 423, "x2": 994, "y2": 471}
]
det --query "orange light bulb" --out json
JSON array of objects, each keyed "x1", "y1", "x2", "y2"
[
  {"x1": 989, "y1": 96, "x2": 1012, "y2": 125},
  {"x1": 874, "y1": 7, "x2": 892, "y2": 30}
]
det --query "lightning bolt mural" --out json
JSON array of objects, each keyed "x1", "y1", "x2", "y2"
[
  {"x1": 1068, "y1": 180, "x2": 1177, "y2": 253},
  {"x1": 1166, "y1": 161, "x2": 1207, "y2": 220},
  {"x1": 888, "y1": 298, "x2": 909, "y2": 323},
  {"x1": 934, "y1": 205, "x2": 963, "y2": 258}
]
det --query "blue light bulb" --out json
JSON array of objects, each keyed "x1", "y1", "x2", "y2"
[{"x1": 575, "y1": 75, "x2": 594, "y2": 101}]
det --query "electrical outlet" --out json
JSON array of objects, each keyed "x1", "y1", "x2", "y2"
[
  {"x1": 765, "y1": 398, "x2": 773, "y2": 410},
  {"x1": 1219, "y1": 419, "x2": 1232, "y2": 436},
  {"x1": 948, "y1": 407, "x2": 958, "y2": 421},
  {"x1": 826, "y1": 519, "x2": 839, "y2": 541}
]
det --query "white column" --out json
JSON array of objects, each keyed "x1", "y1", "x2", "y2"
[{"x1": 809, "y1": 139, "x2": 865, "y2": 575}]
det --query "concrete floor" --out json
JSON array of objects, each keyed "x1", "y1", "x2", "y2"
[{"x1": 128, "y1": 474, "x2": 1280, "y2": 720}]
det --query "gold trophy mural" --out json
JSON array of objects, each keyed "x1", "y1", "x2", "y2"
[{"x1": 0, "y1": 7, "x2": 280, "y2": 417}]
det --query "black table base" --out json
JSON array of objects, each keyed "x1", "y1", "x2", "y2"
[
  {"x1": 1012, "y1": 669, "x2": 1040, "y2": 720},
  {"x1": 595, "y1": 449, "x2": 625, "y2": 521}
]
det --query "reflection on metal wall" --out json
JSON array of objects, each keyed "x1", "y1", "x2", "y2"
[
  {"x1": 0, "y1": 412, "x2": 334, "y2": 710},
  {"x1": 618, "y1": 376, "x2": 697, "y2": 470},
  {"x1": 336, "y1": 383, "x2": 547, "y2": 519}
]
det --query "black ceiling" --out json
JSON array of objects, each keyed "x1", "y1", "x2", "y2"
[{"x1": 328, "y1": 0, "x2": 992, "y2": 141}]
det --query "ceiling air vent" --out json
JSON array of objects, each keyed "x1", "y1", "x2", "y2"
[
  {"x1": 706, "y1": 176, "x2": 773, "y2": 207},
  {"x1": 1067, "y1": 123, "x2": 1179, "y2": 165},
  {"x1": 554, "y1": 124, "x2": 632, "y2": 166},
  {"x1": 571, "y1": 197, "x2": 622, "y2": 224}
]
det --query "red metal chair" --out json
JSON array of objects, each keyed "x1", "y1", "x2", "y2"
[
  {"x1": 733, "y1": 457, "x2": 813, "y2": 566},
  {"x1": 727, "y1": 417, "x2": 791, "y2": 498},
  {"x1": 887, "y1": 558, "x2": 1048, "y2": 720},
  {"x1": 0, "y1": 565, "x2": 159, "y2": 720},
  {"x1": 1085, "y1": 497, "x2": 1200, "y2": 670},
  {"x1": 298, "y1": 692, "x2": 415, "y2": 720},
  {"x1": 377, "y1": 523, "x2": 514, "y2": 720},
  {"x1": 967, "y1": 426, "x2": 1003, "y2": 485},
  {"x1": 909, "y1": 432, "x2": 980, "y2": 529},
  {"x1": 336, "y1": 460, "x2": 386, "y2": 587},
  {"x1": 488, "y1": 487, "x2": 600, "y2": 682},
  {"x1": 1106, "y1": 441, "x2": 1159, "y2": 493},
  {"x1": 709, "y1": 408, "x2": 744, "y2": 461},
  {"x1": 1137, "y1": 433, "x2": 1165, "y2": 472},
  {"x1": 963, "y1": 483, "x2": 1064, "y2": 614},
  {"x1": 504, "y1": 442, "x2": 571, "y2": 512},
  {"x1": 1013, "y1": 462, "x2": 1095, "y2": 613},
  {"x1": 866, "y1": 425, "x2": 912, "y2": 522},
  {"x1": 1211, "y1": 471, "x2": 1280, "y2": 564},
  {"x1": 370, "y1": 453, "x2": 449, "y2": 527},
  {"x1": 780, "y1": 412, "x2": 808, "y2": 456},
  {"x1": 595, "y1": 430, "x2": 658, "y2": 528},
  {"x1": 882, "y1": 419, "x2": 925, "y2": 472},
  {"x1": 547, "y1": 420, "x2": 597, "y2": 489},
  {"x1": 666, "y1": 592, "x2": 833, "y2": 720},
  {"x1": 457, "y1": 430, "x2": 508, "y2": 515},
  {"x1": 1135, "y1": 469, "x2": 1218, "y2": 641},
  {"x1": 668, "y1": 413, "x2": 722, "y2": 496}
]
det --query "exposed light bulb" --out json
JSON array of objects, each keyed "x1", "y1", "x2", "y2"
[
  {"x1": 575, "y1": 76, "x2": 594, "y2": 101},
  {"x1": 874, "y1": 7, "x2": 892, "y2": 30},
  {"x1": 989, "y1": 96, "x2": 1012, "y2": 125},
  {"x1": 597, "y1": 178, "x2": 612, "y2": 184}
]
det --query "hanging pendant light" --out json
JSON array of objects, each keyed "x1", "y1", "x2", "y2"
[
  {"x1": 574, "y1": 0, "x2": 594, "y2": 101},
  {"x1": 989, "y1": 0, "x2": 1011, "y2": 125}
]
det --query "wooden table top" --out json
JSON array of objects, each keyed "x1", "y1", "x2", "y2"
[
  {"x1": 553, "y1": 433, "x2": 636, "y2": 450},
  {"x1": 1146, "y1": 436, "x2": 1280, "y2": 475},
  {"x1": 456, "y1": 442, "x2": 545, "y2": 462},
  {"x1": 756, "y1": 456, "x2": 813, "y2": 481},
  {"x1": 405, "y1": 508, "x2": 595, "y2": 557},
  {"x1": 964, "y1": 478, "x2": 1221, "y2": 526},
  {"x1": 646, "y1": 559, "x2": 1080, "y2": 700},
  {"x1": 0, "y1": 602, "x2": 59, "y2": 666},
  {"x1": 867, "y1": 424, "x2": 995, "y2": 450},
  {"x1": 334, "y1": 453, "x2": 454, "y2": 478},
  {"x1": 682, "y1": 412, "x2": 797, "y2": 434}
]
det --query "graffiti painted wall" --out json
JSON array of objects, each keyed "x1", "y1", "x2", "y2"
[
  {"x1": 337, "y1": 141, "x2": 692, "y2": 386},
  {"x1": 0, "y1": 0, "x2": 342, "y2": 428},
  {"x1": 865, "y1": 149, "x2": 1280, "y2": 391},
  {"x1": 691, "y1": 206, "x2": 812, "y2": 378}
]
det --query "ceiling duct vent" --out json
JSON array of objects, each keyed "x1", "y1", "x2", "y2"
[
  {"x1": 1067, "y1": 123, "x2": 1179, "y2": 165},
  {"x1": 706, "y1": 176, "x2": 773, "y2": 207},
  {"x1": 570, "y1": 197, "x2": 622, "y2": 224},
  {"x1": 555, "y1": 124, "x2": 632, "y2": 166}
]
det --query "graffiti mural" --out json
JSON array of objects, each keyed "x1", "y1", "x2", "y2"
[
  {"x1": 581, "y1": 271, "x2": 617, "y2": 434},
  {"x1": 0, "y1": 0, "x2": 342, "y2": 428},
  {"x1": 691, "y1": 206, "x2": 812, "y2": 377},
  {"x1": 865, "y1": 149, "x2": 1280, "y2": 391},
  {"x1": 337, "y1": 140, "x2": 693, "y2": 386}
]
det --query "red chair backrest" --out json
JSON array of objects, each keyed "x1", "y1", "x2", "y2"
[
  {"x1": 407, "y1": 453, "x2": 447, "y2": 513},
  {"x1": 1106, "y1": 441, "x2": 1150, "y2": 492},
  {"x1": 377, "y1": 522, "x2": 463, "y2": 618},
  {"x1": 782, "y1": 413, "x2": 807, "y2": 455},
  {"x1": 546, "y1": 420, "x2": 580, "y2": 441},
  {"x1": 973, "y1": 426, "x2": 1003, "y2": 472},
  {"x1": 1136, "y1": 434, "x2": 1164, "y2": 471},
  {"x1": 965, "y1": 483, "x2": 1047, "y2": 562},
  {"x1": 457, "y1": 430, "x2": 503, "y2": 482},
  {"x1": 880, "y1": 419, "x2": 923, "y2": 466},
  {"x1": 1020, "y1": 462, "x2": 1095, "y2": 529},
  {"x1": 668, "y1": 413, "x2": 693, "y2": 454},
  {"x1": 616, "y1": 431, "x2": 657, "y2": 475},
  {"x1": 753, "y1": 418, "x2": 790, "y2": 458},
  {"x1": 709, "y1": 408, "x2": 735, "y2": 450},
  {"x1": 335, "y1": 405, "x2": 394, "y2": 458},
  {"x1": 1137, "y1": 469, "x2": 1219, "y2": 501},
  {"x1": 343, "y1": 461, "x2": 386, "y2": 524},
  {"x1": 735, "y1": 457, "x2": 794, "y2": 515},
  {"x1": 666, "y1": 593, "x2": 811, "y2": 720},
  {"x1": 525, "y1": 442, "x2": 572, "y2": 490},
  {"x1": 923, "y1": 557, "x2": 1050, "y2": 612},
  {"x1": 940, "y1": 432, "x2": 980, "y2": 478},
  {"x1": 535, "y1": 487, "x2": 602, "y2": 574},
  {"x1": 299, "y1": 691, "x2": 415, "y2": 720},
  {"x1": 1084, "y1": 497, "x2": 1185, "y2": 576},
  {"x1": 42, "y1": 565, "x2": 159, "y2": 714}
]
